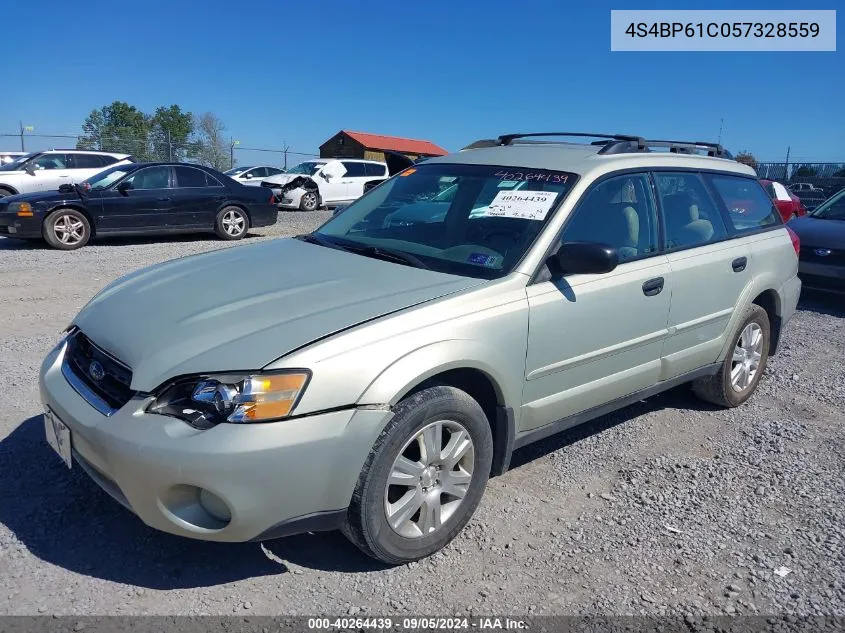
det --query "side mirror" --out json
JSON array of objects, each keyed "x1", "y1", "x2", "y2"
[
  {"x1": 547, "y1": 242, "x2": 619, "y2": 277},
  {"x1": 24, "y1": 163, "x2": 37, "y2": 175},
  {"x1": 117, "y1": 180, "x2": 133, "y2": 195},
  {"x1": 58, "y1": 183, "x2": 74, "y2": 194},
  {"x1": 243, "y1": 172, "x2": 252, "y2": 179},
  {"x1": 320, "y1": 171, "x2": 331, "y2": 181}
]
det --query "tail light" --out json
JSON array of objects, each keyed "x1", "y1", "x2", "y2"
[
  {"x1": 269, "y1": 193, "x2": 277, "y2": 204},
  {"x1": 786, "y1": 226, "x2": 800, "y2": 256}
]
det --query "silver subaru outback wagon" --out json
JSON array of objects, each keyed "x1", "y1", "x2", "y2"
[{"x1": 39, "y1": 133, "x2": 802, "y2": 564}]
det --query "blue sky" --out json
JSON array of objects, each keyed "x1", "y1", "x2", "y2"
[{"x1": 2, "y1": 0, "x2": 842, "y2": 164}]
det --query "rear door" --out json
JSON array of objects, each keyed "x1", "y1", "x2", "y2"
[
  {"x1": 340, "y1": 161, "x2": 370, "y2": 201},
  {"x1": 68, "y1": 153, "x2": 110, "y2": 183},
  {"x1": 656, "y1": 171, "x2": 758, "y2": 379},
  {"x1": 97, "y1": 166, "x2": 175, "y2": 232},
  {"x1": 171, "y1": 165, "x2": 225, "y2": 227}
]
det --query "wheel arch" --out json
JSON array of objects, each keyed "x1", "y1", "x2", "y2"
[
  {"x1": 752, "y1": 288, "x2": 783, "y2": 355},
  {"x1": 359, "y1": 345, "x2": 518, "y2": 478},
  {"x1": 44, "y1": 204, "x2": 96, "y2": 237},
  {"x1": 0, "y1": 184, "x2": 19, "y2": 196}
]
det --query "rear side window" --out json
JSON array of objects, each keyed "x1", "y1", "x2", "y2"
[
  {"x1": 100, "y1": 155, "x2": 119, "y2": 166},
  {"x1": 707, "y1": 175, "x2": 781, "y2": 231},
  {"x1": 71, "y1": 154, "x2": 106, "y2": 168},
  {"x1": 654, "y1": 172, "x2": 728, "y2": 250},
  {"x1": 267, "y1": 167, "x2": 285, "y2": 176},
  {"x1": 174, "y1": 166, "x2": 209, "y2": 188},
  {"x1": 205, "y1": 171, "x2": 223, "y2": 187},
  {"x1": 365, "y1": 163, "x2": 387, "y2": 177},
  {"x1": 341, "y1": 162, "x2": 367, "y2": 177}
]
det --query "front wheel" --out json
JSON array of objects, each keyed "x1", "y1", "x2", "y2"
[
  {"x1": 215, "y1": 206, "x2": 249, "y2": 240},
  {"x1": 43, "y1": 209, "x2": 91, "y2": 250},
  {"x1": 299, "y1": 191, "x2": 319, "y2": 212},
  {"x1": 693, "y1": 304, "x2": 770, "y2": 407},
  {"x1": 342, "y1": 386, "x2": 493, "y2": 565}
]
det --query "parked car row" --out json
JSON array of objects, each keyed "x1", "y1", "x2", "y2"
[
  {"x1": 760, "y1": 179, "x2": 807, "y2": 221},
  {"x1": 38, "y1": 132, "x2": 803, "y2": 564},
  {"x1": 0, "y1": 158, "x2": 278, "y2": 249},
  {"x1": 789, "y1": 187, "x2": 845, "y2": 295}
]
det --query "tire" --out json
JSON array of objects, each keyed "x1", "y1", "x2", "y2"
[
  {"x1": 692, "y1": 304, "x2": 770, "y2": 408},
  {"x1": 214, "y1": 206, "x2": 249, "y2": 240},
  {"x1": 0, "y1": 188, "x2": 15, "y2": 199},
  {"x1": 342, "y1": 385, "x2": 493, "y2": 565},
  {"x1": 299, "y1": 190, "x2": 319, "y2": 212},
  {"x1": 43, "y1": 209, "x2": 91, "y2": 250}
]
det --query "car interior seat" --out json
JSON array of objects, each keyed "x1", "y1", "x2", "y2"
[{"x1": 662, "y1": 191, "x2": 715, "y2": 248}]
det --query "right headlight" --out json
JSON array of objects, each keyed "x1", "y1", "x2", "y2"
[{"x1": 147, "y1": 371, "x2": 310, "y2": 429}]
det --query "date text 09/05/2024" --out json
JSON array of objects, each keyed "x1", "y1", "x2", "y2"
[
  {"x1": 306, "y1": 617, "x2": 528, "y2": 630},
  {"x1": 625, "y1": 22, "x2": 820, "y2": 39}
]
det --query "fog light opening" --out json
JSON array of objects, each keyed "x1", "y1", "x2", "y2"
[{"x1": 199, "y1": 488, "x2": 232, "y2": 523}]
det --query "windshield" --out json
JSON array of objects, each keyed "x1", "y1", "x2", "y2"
[
  {"x1": 811, "y1": 189, "x2": 845, "y2": 220},
  {"x1": 314, "y1": 163, "x2": 576, "y2": 279},
  {"x1": 83, "y1": 165, "x2": 133, "y2": 190},
  {"x1": 286, "y1": 161, "x2": 325, "y2": 175},
  {"x1": 224, "y1": 166, "x2": 251, "y2": 176},
  {"x1": 0, "y1": 152, "x2": 37, "y2": 171}
]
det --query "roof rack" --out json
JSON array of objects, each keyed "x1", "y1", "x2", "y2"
[{"x1": 461, "y1": 132, "x2": 733, "y2": 159}]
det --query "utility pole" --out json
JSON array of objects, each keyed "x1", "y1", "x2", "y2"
[
  {"x1": 717, "y1": 118, "x2": 724, "y2": 145},
  {"x1": 283, "y1": 140, "x2": 289, "y2": 170},
  {"x1": 167, "y1": 129, "x2": 173, "y2": 161},
  {"x1": 230, "y1": 139, "x2": 240, "y2": 169},
  {"x1": 784, "y1": 146, "x2": 791, "y2": 182},
  {"x1": 19, "y1": 121, "x2": 34, "y2": 151}
]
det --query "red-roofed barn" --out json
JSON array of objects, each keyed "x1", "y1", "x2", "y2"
[{"x1": 319, "y1": 130, "x2": 448, "y2": 162}]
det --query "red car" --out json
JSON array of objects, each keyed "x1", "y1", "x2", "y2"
[{"x1": 760, "y1": 179, "x2": 808, "y2": 222}]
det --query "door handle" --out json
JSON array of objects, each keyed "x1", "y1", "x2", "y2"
[
  {"x1": 157, "y1": 197, "x2": 171, "y2": 202},
  {"x1": 642, "y1": 277, "x2": 665, "y2": 296},
  {"x1": 732, "y1": 257, "x2": 747, "y2": 272}
]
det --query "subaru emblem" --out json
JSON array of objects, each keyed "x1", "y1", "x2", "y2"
[
  {"x1": 815, "y1": 248, "x2": 832, "y2": 257},
  {"x1": 88, "y1": 360, "x2": 105, "y2": 382}
]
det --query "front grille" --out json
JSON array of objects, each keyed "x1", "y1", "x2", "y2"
[
  {"x1": 799, "y1": 272, "x2": 845, "y2": 293},
  {"x1": 64, "y1": 331, "x2": 134, "y2": 412},
  {"x1": 800, "y1": 246, "x2": 845, "y2": 266}
]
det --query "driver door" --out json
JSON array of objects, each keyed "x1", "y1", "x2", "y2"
[
  {"x1": 18, "y1": 153, "x2": 74, "y2": 194},
  {"x1": 96, "y1": 166, "x2": 175, "y2": 232},
  {"x1": 521, "y1": 172, "x2": 672, "y2": 432}
]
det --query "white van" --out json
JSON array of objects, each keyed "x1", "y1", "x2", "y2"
[{"x1": 261, "y1": 158, "x2": 388, "y2": 211}]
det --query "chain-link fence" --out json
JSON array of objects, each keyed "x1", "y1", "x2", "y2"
[
  {"x1": 0, "y1": 132, "x2": 319, "y2": 171},
  {"x1": 754, "y1": 162, "x2": 845, "y2": 209}
]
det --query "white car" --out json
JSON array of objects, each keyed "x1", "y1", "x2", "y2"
[
  {"x1": 0, "y1": 152, "x2": 26, "y2": 165},
  {"x1": 0, "y1": 150, "x2": 133, "y2": 198},
  {"x1": 261, "y1": 158, "x2": 388, "y2": 211},
  {"x1": 223, "y1": 165, "x2": 286, "y2": 186}
]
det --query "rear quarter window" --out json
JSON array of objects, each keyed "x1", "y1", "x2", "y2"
[{"x1": 707, "y1": 174, "x2": 782, "y2": 232}]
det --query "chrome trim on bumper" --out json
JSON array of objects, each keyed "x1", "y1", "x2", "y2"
[{"x1": 60, "y1": 342, "x2": 118, "y2": 416}]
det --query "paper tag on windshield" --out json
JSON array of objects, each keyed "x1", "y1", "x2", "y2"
[{"x1": 482, "y1": 190, "x2": 559, "y2": 221}]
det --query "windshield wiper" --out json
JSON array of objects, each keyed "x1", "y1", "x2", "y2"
[
  {"x1": 339, "y1": 242, "x2": 431, "y2": 270},
  {"x1": 295, "y1": 232, "x2": 346, "y2": 250}
]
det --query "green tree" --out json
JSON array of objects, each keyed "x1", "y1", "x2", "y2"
[
  {"x1": 77, "y1": 101, "x2": 151, "y2": 160},
  {"x1": 150, "y1": 105, "x2": 194, "y2": 161},
  {"x1": 193, "y1": 112, "x2": 231, "y2": 171},
  {"x1": 735, "y1": 151, "x2": 758, "y2": 170},
  {"x1": 793, "y1": 165, "x2": 818, "y2": 179}
]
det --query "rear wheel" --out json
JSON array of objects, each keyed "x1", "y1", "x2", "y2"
[
  {"x1": 214, "y1": 206, "x2": 248, "y2": 240},
  {"x1": 299, "y1": 191, "x2": 319, "y2": 212},
  {"x1": 43, "y1": 209, "x2": 91, "y2": 250},
  {"x1": 693, "y1": 304, "x2": 770, "y2": 408},
  {"x1": 342, "y1": 386, "x2": 493, "y2": 564}
]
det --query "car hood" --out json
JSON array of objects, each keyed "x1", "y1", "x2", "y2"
[
  {"x1": 262, "y1": 173, "x2": 313, "y2": 186},
  {"x1": 789, "y1": 215, "x2": 845, "y2": 247},
  {"x1": 72, "y1": 238, "x2": 485, "y2": 391},
  {"x1": 0, "y1": 189, "x2": 78, "y2": 206}
]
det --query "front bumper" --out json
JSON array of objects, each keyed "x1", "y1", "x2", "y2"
[
  {"x1": 276, "y1": 187, "x2": 305, "y2": 210},
  {"x1": 0, "y1": 212, "x2": 42, "y2": 238},
  {"x1": 798, "y1": 261, "x2": 845, "y2": 294},
  {"x1": 38, "y1": 341, "x2": 393, "y2": 542}
]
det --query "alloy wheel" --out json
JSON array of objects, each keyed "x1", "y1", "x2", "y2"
[
  {"x1": 384, "y1": 420, "x2": 474, "y2": 538},
  {"x1": 53, "y1": 214, "x2": 86, "y2": 246},
  {"x1": 221, "y1": 209, "x2": 245, "y2": 236},
  {"x1": 731, "y1": 322, "x2": 763, "y2": 392}
]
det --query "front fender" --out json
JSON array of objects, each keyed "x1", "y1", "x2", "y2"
[{"x1": 358, "y1": 339, "x2": 518, "y2": 409}]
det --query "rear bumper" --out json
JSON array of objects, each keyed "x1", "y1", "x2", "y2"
[
  {"x1": 248, "y1": 204, "x2": 279, "y2": 228},
  {"x1": 779, "y1": 275, "x2": 802, "y2": 327}
]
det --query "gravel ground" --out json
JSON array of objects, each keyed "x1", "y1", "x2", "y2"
[{"x1": 0, "y1": 215, "x2": 843, "y2": 617}]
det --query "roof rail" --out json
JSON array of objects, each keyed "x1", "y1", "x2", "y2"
[
  {"x1": 497, "y1": 132, "x2": 644, "y2": 146},
  {"x1": 598, "y1": 138, "x2": 732, "y2": 158}
]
